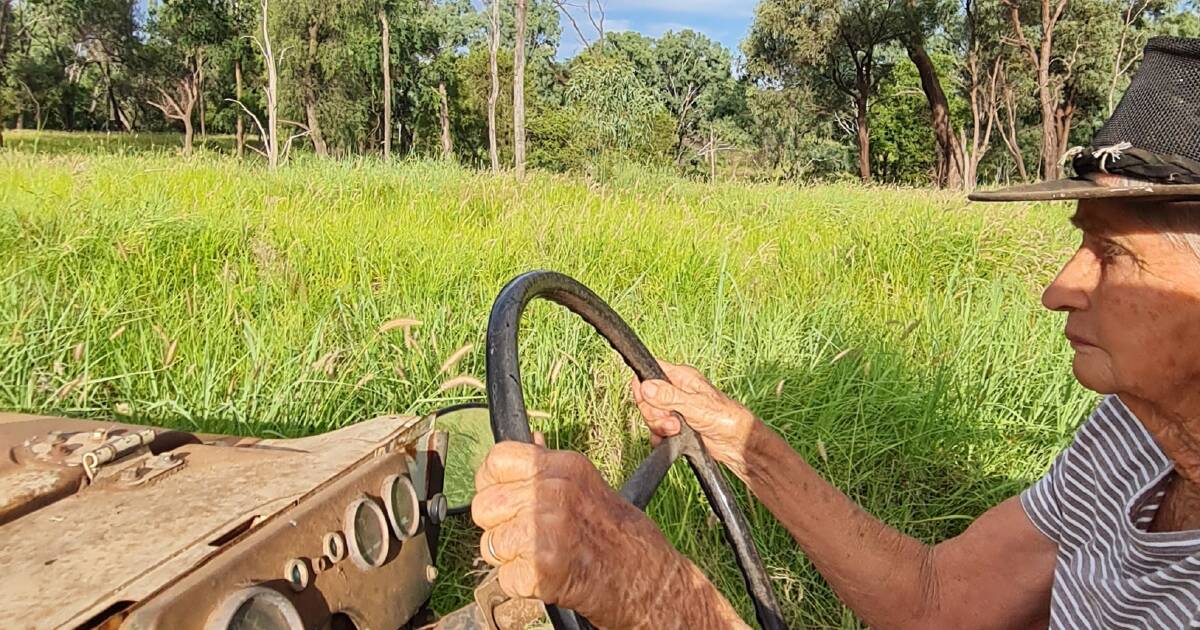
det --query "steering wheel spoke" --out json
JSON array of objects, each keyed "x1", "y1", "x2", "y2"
[{"x1": 486, "y1": 271, "x2": 787, "y2": 630}]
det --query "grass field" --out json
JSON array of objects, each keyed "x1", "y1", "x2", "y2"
[{"x1": 0, "y1": 131, "x2": 1098, "y2": 627}]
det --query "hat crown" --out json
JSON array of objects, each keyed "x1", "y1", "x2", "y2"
[{"x1": 1093, "y1": 36, "x2": 1200, "y2": 164}]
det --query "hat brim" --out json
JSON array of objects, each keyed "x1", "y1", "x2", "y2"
[{"x1": 969, "y1": 178, "x2": 1200, "y2": 202}]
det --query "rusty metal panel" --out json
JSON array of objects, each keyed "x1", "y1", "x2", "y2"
[
  {"x1": 121, "y1": 439, "x2": 437, "y2": 630},
  {"x1": 0, "y1": 414, "x2": 428, "y2": 629}
]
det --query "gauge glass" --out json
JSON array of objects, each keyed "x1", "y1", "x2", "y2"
[
  {"x1": 229, "y1": 597, "x2": 291, "y2": 630},
  {"x1": 344, "y1": 497, "x2": 389, "y2": 569},
  {"x1": 209, "y1": 586, "x2": 303, "y2": 630},
  {"x1": 382, "y1": 475, "x2": 420, "y2": 539}
]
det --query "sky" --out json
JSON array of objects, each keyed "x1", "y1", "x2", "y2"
[{"x1": 555, "y1": 0, "x2": 758, "y2": 58}]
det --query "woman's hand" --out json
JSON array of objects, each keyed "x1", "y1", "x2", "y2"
[
  {"x1": 631, "y1": 361, "x2": 761, "y2": 474},
  {"x1": 471, "y1": 438, "x2": 686, "y2": 627}
]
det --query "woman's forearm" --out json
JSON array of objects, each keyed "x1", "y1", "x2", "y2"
[{"x1": 733, "y1": 423, "x2": 938, "y2": 629}]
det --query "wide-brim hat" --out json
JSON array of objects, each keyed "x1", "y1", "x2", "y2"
[{"x1": 970, "y1": 36, "x2": 1200, "y2": 202}]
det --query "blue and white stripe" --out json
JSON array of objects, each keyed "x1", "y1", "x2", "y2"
[{"x1": 1022, "y1": 396, "x2": 1200, "y2": 628}]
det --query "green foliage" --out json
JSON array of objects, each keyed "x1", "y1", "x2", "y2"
[
  {"x1": 870, "y1": 54, "x2": 936, "y2": 185},
  {"x1": 530, "y1": 53, "x2": 674, "y2": 173},
  {"x1": 5, "y1": 0, "x2": 1198, "y2": 181},
  {"x1": 0, "y1": 135, "x2": 1098, "y2": 625}
]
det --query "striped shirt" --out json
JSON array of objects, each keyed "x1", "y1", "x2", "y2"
[{"x1": 1022, "y1": 395, "x2": 1200, "y2": 628}]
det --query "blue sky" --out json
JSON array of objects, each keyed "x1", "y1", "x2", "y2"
[{"x1": 556, "y1": 0, "x2": 758, "y2": 58}]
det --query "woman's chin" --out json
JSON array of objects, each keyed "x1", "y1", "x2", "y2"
[{"x1": 1071, "y1": 354, "x2": 1117, "y2": 395}]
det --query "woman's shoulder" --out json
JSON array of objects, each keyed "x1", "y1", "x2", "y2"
[{"x1": 1069, "y1": 395, "x2": 1169, "y2": 476}]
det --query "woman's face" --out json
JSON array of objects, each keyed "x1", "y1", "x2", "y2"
[{"x1": 1042, "y1": 199, "x2": 1200, "y2": 402}]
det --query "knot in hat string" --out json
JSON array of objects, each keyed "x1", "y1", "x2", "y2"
[
  {"x1": 1060, "y1": 145, "x2": 1085, "y2": 165},
  {"x1": 1093, "y1": 142, "x2": 1134, "y2": 172}
]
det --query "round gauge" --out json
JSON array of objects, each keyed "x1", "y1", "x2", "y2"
[
  {"x1": 323, "y1": 531, "x2": 347, "y2": 564},
  {"x1": 206, "y1": 586, "x2": 303, "y2": 630},
  {"x1": 283, "y1": 558, "x2": 310, "y2": 592},
  {"x1": 343, "y1": 497, "x2": 390, "y2": 570},
  {"x1": 381, "y1": 474, "x2": 420, "y2": 539}
]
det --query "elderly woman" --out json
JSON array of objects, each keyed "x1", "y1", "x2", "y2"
[{"x1": 470, "y1": 36, "x2": 1200, "y2": 629}]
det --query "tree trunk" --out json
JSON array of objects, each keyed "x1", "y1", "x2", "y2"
[
  {"x1": 487, "y1": 0, "x2": 500, "y2": 172},
  {"x1": 905, "y1": 38, "x2": 960, "y2": 188},
  {"x1": 259, "y1": 0, "x2": 280, "y2": 169},
  {"x1": 304, "y1": 20, "x2": 328, "y2": 156},
  {"x1": 513, "y1": 0, "x2": 527, "y2": 178},
  {"x1": 854, "y1": 64, "x2": 871, "y2": 183},
  {"x1": 182, "y1": 113, "x2": 194, "y2": 156},
  {"x1": 438, "y1": 80, "x2": 453, "y2": 158},
  {"x1": 197, "y1": 59, "x2": 206, "y2": 138},
  {"x1": 380, "y1": 7, "x2": 392, "y2": 159},
  {"x1": 235, "y1": 58, "x2": 245, "y2": 158},
  {"x1": 1035, "y1": 62, "x2": 1058, "y2": 179},
  {"x1": 0, "y1": 0, "x2": 10, "y2": 147}
]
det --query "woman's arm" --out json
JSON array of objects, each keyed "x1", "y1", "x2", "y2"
[{"x1": 634, "y1": 362, "x2": 1058, "y2": 630}]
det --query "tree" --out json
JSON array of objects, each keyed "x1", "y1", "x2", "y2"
[
  {"x1": 1002, "y1": 0, "x2": 1073, "y2": 180},
  {"x1": 746, "y1": 0, "x2": 906, "y2": 183},
  {"x1": 599, "y1": 30, "x2": 739, "y2": 164},
  {"x1": 380, "y1": 3, "x2": 393, "y2": 159},
  {"x1": 512, "y1": 0, "x2": 527, "y2": 177},
  {"x1": 147, "y1": 0, "x2": 233, "y2": 154},
  {"x1": 898, "y1": 0, "x2": 963, "y2": 187},
  {"x1": 486, "y1": 0, "x2": 500, "y2": 171},
  {"x1": 0, "y1": 0, "x2": 15, "y2": 146}
]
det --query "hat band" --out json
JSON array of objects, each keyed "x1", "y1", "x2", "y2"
[{"x1": 1071, "y1": 144, "x2": 1200, "y2": 185}]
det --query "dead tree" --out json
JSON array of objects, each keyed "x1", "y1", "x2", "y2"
[
  {"x1": 486, "y1": 0, "x2": 500, "y2": 171},
  {"x1": 380, "y1": 5, "x2": 392, "y2": 159},
  {"x1": 235, "y1": 58, "x2": 245, "y2": 158},
  {"x1": 954, "y1": 53, "x2": 1003, "y2": 191},
  {"x1": 229, "y1": 0, "x2": 284, "y2": 169},
  {"x1": 438, "y1": 80, "x2": 453, "y2": 158},
  {"x1": 513, "y1": 0, "x2": 527, "y2": 178}
]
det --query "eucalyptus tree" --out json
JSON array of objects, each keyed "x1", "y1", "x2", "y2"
[{"x1": 746, "y1": 0, "x2": 906, "y2": 182}]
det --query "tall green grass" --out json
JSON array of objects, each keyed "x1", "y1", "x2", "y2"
[{"x1": 0, "y1": 135, "x2": 1096, "y2": 627}]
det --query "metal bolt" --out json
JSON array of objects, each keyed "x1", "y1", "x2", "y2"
[
  {"x1": 120, "y1": 467, "x2": 144, "y2": 482},
  {"x1": 426, "y1": 493, "x2": 448, "y2": 525},
  {"x1": 425, "y1": 565, "x2": 439, "y2": 582},
  {"x1": 148, "y1": 453, "x2": 178, "y2": 469}
]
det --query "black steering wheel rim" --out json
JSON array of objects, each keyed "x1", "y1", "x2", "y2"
[{"x1": 485, "y1": 270, "x2": 786, "y2": 630}]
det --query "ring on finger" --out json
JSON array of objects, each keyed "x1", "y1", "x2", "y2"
[{"x1": 486, "y1": 529, "x2": 502, "y2": 563}]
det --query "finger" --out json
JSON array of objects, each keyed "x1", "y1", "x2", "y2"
[
  {"x1": 479, "y1": 517, "x2": 535, "y2": 566},
  {"x1": 636, "y1": 400, "x2": 680, "y2": 436},
  {"x1": 471, "y1": 479, "x2": 534, "y2": 529},
  {"x1": 640, "y1": 379, "x2": 701, "y2": 411},
  {"x1": 533, "y1": 431, "x2": 546, "y2": 447},
  {"x1": 630, "y1": 375, "x2": 644, "y2": 404},
  {"x1": 497, "y1": 559, "x2": 539, "y2": 600},
  {"x1": 657, "y1": 361, "x2": 710, "y2": 393},
  {"x1": 475, "y1": 441, "x2": 544, "y2": 490}
]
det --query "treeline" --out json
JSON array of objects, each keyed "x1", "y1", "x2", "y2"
[{"x1": 0, "y1": 0, "x2": 1197, "y2": 188}]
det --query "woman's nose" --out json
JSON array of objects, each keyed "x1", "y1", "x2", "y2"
[{"x1": 1042, "y1": 248, "x2": 1096, "y2": 312}]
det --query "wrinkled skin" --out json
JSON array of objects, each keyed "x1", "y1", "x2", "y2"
[
  {"x1": 1041, "y1": 198, "x2": 1200, "y2": 527},
  {"x1": 471, "y1": 437, "x2": 748, "y2": 629},
  {"x1": 472, "y1": 197, "x2": 1200, "y2": 626}
]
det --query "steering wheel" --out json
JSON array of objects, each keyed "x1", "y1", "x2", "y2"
[{"x1": 486, "y1": 271, "x2": 787, "y2": 630}]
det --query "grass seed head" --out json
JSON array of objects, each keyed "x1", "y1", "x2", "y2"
[
  {"x1": 438, "y1": 344, "x2": 474, "y2": 375},
  {"x1": 437, "y1": 374, "x2": 484, "y2": 393}
]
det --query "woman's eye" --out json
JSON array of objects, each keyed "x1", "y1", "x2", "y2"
[{"x1": 1099, "y1": 242, "x2": 1128, "y2": 263}]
